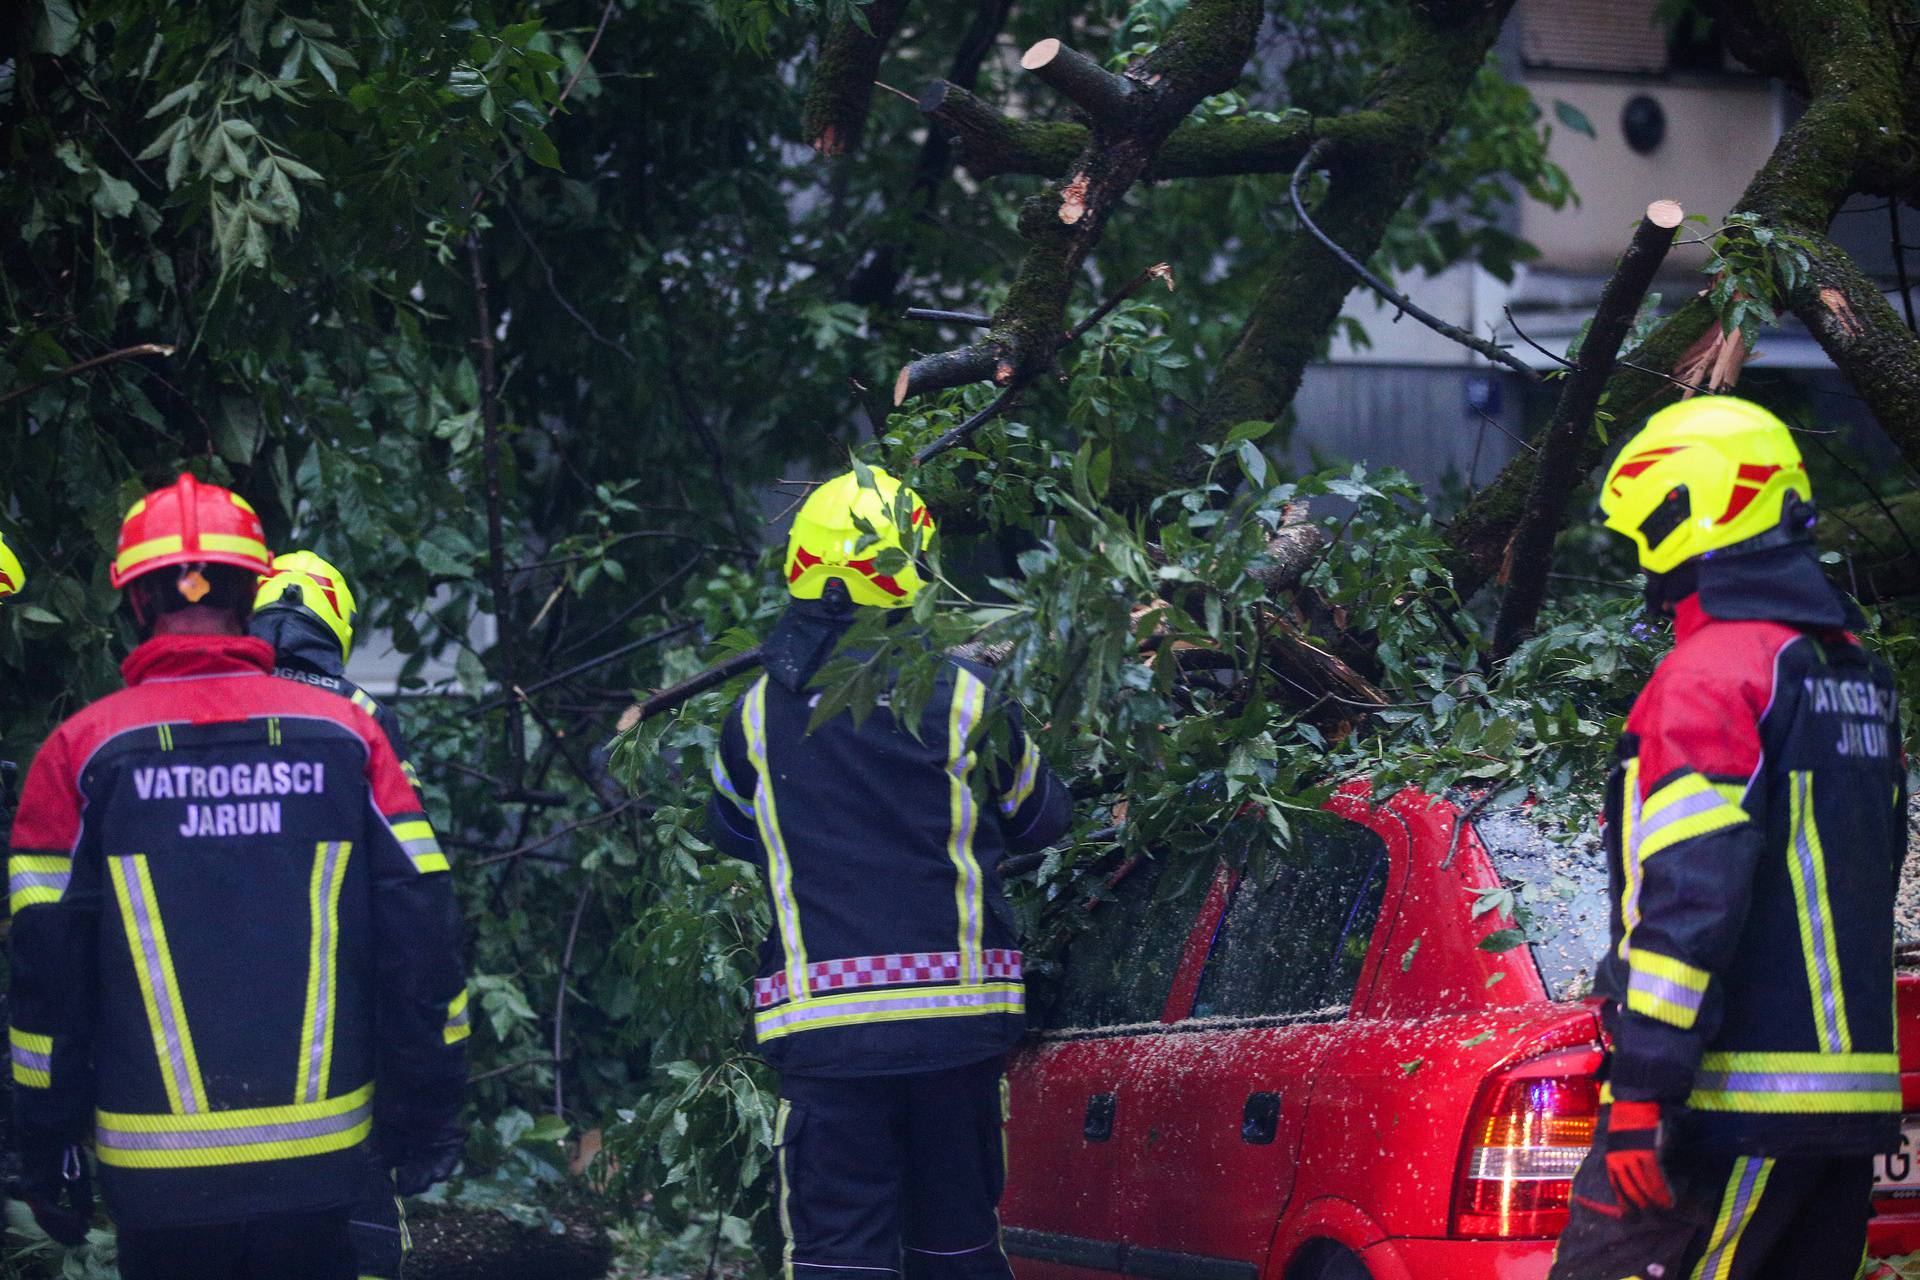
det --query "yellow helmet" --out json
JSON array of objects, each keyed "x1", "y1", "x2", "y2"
[
  {"x1": 1600, "y1": 396, "x2": 1812, "y2": 575},
  {"x1": 785, "y1": 467, "x2": 936, "y2": 609},
  {"x1": 253, "y1": 550, "x2": 359, "y2": 662},
  {"x1": 0, "y1": 531, "x2": 21, "y2": 601}
]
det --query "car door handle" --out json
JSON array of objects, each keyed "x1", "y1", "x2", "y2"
[
  {"x1": 1242, "y1": 1092, "x2": 1281, "y2": 1145},
  {"x1": 1084, "y1": 1093, "x2": 1116, "y2": 1142}
]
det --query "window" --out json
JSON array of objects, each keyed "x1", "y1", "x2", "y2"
[
  {"x1": 1041, "y1": 855, "x2": 1218, "y2": 1030},
  {"x1": 1475, "y1": 807, "x2": 1610, "y2": 1003},
  {"x1": 1192, "y1": 818, "x2": 1391, "y2": 1020}
]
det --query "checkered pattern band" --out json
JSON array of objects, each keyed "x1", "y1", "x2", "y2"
[{"x1": 754, "y1": 949, "x2": 1022, "y2": 1009}]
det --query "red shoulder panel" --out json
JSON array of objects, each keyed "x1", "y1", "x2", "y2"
[{"x1": 1626, "y1": 616, "x2": 1799, "y2": 797}]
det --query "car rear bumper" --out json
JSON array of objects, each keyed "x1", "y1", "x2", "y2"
[
  {"x1": 1356, "y1": 1237, "x2": 1556, "y2": 1280},
  {"x1": 1871, "y1": 1197, "x2": 1920, "y2": 1257}
]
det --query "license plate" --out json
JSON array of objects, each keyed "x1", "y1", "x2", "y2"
[{"x1": 1875, "y1": 1118, "x2": 1920, "y2": 1193}]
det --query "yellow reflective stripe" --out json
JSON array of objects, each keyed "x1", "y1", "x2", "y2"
[
  {"x1": 11, "y1": 1028, "x2": 52, "y2": 1089},
  {"x1": 228, "y1": 493, "x2": 257, "y2": 515},
  {"x1": 1627, "y1": 946, "x2": 1709, "y2": 1023},
  {"x1": 1701, "y1": 1050, "x2": 1897, "y2": 1073},
  {"x1": 98, "y1": 1082, "x2": 373, "y2": 1133},
  {"x1": 390, "y1": 820, "x2": 434, "y2": 842},
  {"x1": 1001, "y1": 737, "x2": 1040, "y2": 817},
  {"x1": 1618, "y1": 760, "x2": 1644, "y2": 959},
  {"x1": 11, "y1": 855, "x2": 70, "y2": 876},
  {"x1": 95, "y1": 1084, "x2": 374, "y2": 1169},
  {"x1": 198, "y1": 533, "x2": 269, "y2": 561},
  {"x1": 947, "y1": 671, "x2": 990, "y2": 985},
  {"x1": 1638, "y1": 771, "x2": 1748, "y2": 861},
  {"x1": 109, "y1": 855, "x2": 208, "y2": 1114},
  {"x1": 775, "y1": 1099, "x2": 796, "y2": 1280},
  {"x1": 1631, "y1": 947, "x2": 1710, "y2": 990},
  {"x1": 296, "y1": 842, "x2": 351, "y2": 1103},
  {"x1": 745, "y1": 676, "x2": 809, "y2": 1003},
  {"x1": 10, "y1": 888, "x2": 63, "y2": 913},
  {"x1": 1626, "y1": 990, "x2": 1702, "y2": 1030},
  {"x1": 116, "y1": 535, "x2": 184, "y2": 575},
  {"x1": 349, "y1": 690, "x2": 378, "y2": 714},
  {"x1": 388, "y1": 818, "x2": 447, "y2": 874},
  {"x1": 1691, "y1": 1156, "x2": 1772, "y2": 1280},
  {"x1": 443, "y1": 988, "x2": 471, "y2": 1045},
  {"x1": 753, "y1": 982, "x2": 1024, "y2": 1042},
  {"x1": 1787, "y1": 771, "x2": 1851, "y2": 1053},
  {"x1": 1713, "y1": 782, "x2": 1749, "y2": 809}
]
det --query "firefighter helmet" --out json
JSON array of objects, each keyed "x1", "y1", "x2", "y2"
[
  {"x1": 1600, "y1": 396, "x2": 1812, "y2": 575},
  {"x1": 785, "y1": 467, "x2": 936, "y2": 609},
  {"x1": 0, "y1": 531, "x2": 22, "y2": 601},
  {"x1": 111, "y1": 473, "x2": 272, "y2": 589},
  {"x1": 253, "y1": 550, "x2": 359, "y2": 663}
]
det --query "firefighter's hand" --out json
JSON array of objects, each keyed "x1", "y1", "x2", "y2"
[
  {"x1": 388, "y1": 1125, "x2": 465, "y2": 1197},
  {"x1": 17, "y1": 1139, "x2": 93, "y2": 1246},
  {"x1": 1603, "y1": 1099, "x2": 1674, "y2": 1213}
]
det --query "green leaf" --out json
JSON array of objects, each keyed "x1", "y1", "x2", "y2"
[
  {"x1": 1458, "y1": 1030, "x2": 1495, "y2": 1049},
  {"x1": 1400, "y1": 937, "x2": 1422, "y2": 971},
  {"x1": 1224, "y1": 419, "x2": 1276, "y2": 447},
  {"x1": 33, "y1": 0, "x2": 80, "y2": 54},
  {"x1": 1552, "y1": 99, "x2": 1596, "y2": 139},
  {"x1": 17, "y1": 605, "x2": 62, "y2": 626},
  {"x1": 1478, "y1": 928, "x2": 1526, "y2": 953},
  {"x1": 272, "y1": 155, "x2": 325, "y2": 183},
  {"x1": 92, "y1": 172, "x2": 139, "y2": 219},
  {"x1": 144, "y1": 83, "x2": 202, "y2": 119},
  {"x1": 519, "y1": 124, "x2": 561, "y2": 170}
]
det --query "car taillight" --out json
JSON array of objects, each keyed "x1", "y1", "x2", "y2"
[{"x1": 1451, "y1": 1046, "x2": 1603, "y2": 1239}]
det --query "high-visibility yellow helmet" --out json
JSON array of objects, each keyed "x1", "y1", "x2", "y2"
[
  {"x1": 0, "y1": 531, "x2": 21, "y2": 601},
  {"x1": 785, "y1": 467, "x2": 936, "y2": 609},
  {"x1": 1600, "y1": 396, "x2": 1812, "y2": 575},
  {"x1": 253, "y1": 550, "x2": 359, "y2": 663}
]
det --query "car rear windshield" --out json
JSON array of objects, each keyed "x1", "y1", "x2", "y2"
[{"x1": 1473, "y1": 807, "x2": 1610, "y2": 1003}]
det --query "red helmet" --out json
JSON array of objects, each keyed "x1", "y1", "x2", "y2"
[{"x1": 111, "y1": 473, "x2": 272, "y2": 589}]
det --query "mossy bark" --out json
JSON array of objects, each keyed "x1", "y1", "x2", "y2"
[
  {"x1": 1188, "y1": 0, "x2": 1519, "y2": 444},
  {"x1": 801, "y1": 0, "x2": 911, "y2": 156},
  {"x1": 1442, "y1": 0, "x2": 1920, "y2": 597}
]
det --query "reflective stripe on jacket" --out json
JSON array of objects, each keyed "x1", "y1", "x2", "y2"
[
  {"x1": 1597, "y1": 596, "x2": 1906, "y2": 1156},
  {"x1": 708, "y1": 656, "x2": 1070, "y2": 1077},
  {"x1": 7, "y1": 634, "x2": 467, "y2": 1228}
]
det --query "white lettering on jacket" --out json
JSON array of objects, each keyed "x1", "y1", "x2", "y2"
[
  {"x1": 179, "y1": 802, "x2": 283, "y2": 838},
  {"x1": 1803, "y1": 677, "x2": 1897, "y2": 758},
  {"x1": 133, "y1": 761, "x2": 326, "y2": 800}
]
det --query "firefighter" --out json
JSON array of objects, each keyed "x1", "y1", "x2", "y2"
[
  {"x1": 707, "y1": 467, "x2": 1071, "y2": 1280},
  {"x1": 253, "y1": 550, "x2": 419, "y2": 786},
  {"x1": 251, "y1": 550, "x2": 420, "y2": 1280},
  {"x1": 1548, "y1": 396, "x2": 1905, "y2": 1280},
  {"x1": 8, "y1": 475, "x2": 468, "y2": 1279}
]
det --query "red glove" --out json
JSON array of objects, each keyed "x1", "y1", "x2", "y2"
[{"x1": 1604, "y1": 1099, "x2": 1674, "y2": 1213}]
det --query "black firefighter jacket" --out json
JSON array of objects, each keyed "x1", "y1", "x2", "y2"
[
  {"x1": 707, "y1": 601, "x2": 1072, "y2": 1078},
  {"x1": 1598, "y1": 573, "x2": 1907, "y2": 1158},
  {"x1": 250, "y1": 608, "x2": 418, "y2": 789},
  {"x1": 7, "y1": 634, "x2": 468, "y2": 1228}
]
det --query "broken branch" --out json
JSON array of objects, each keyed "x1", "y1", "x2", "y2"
[
  {"x1": 1490, "y1": 199, "x2": 1684, "y2": 659},
  {"x1": 1020, "y1": 38, "x2": 1136, "y2": 122}
]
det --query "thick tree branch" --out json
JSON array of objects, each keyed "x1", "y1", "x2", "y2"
[
  {"x1": 1444, "y1": 0, "x2": 1920, "y2": 598},
  {"x1": 1019, "y1": 39, "x2": 1137, "y2": 122},
  {"x1": 1188, "y1": 0, "x2": 1519, "y2": 442},
  {"x1": 1490, "y1": 202, "x2": 1684, "y2": 659},
  {"x1": 802, "y1": 0, "x2": 911, "y2": 155},
  {"x1": 1787, "y1": 231, "x2": 1920, "y2": 464},
  {"x1": 896, "y1": 1, "x2": 1260, "y2": 420}
]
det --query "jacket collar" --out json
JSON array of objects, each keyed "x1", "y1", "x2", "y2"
[
  {"x1": 1671, "y1": 595, "x2": 1713, "y2": 644},
  {"x1": 121, "y1": 633, "x2": 276, "y2": 686},
  {"x1": 247, "y1": 609, "x2": 344, "y2": 677}
]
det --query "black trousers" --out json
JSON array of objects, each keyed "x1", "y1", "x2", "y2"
[
  {"x1": 347, "y1": 1162, "x2": 408, "y2": 1279},
  {"x1": 774, "y1": 1055, "x2": 1013, "y2": 1280},
  {"x1": 1548, "y1": 1112, "x2": 1872, "y2": 1280},
  {"x1": 118, "y1": 1207, "x2": 356, "y2": 1280}
]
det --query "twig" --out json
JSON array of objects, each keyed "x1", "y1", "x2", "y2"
[
  {"x1": 0, "y1": 343, "x2": 176, "y2": 406},
  {"x1": 1291, "y1": 147, "x2": 1542, "y2": 383},
  {"x1": 559, "y1": 560, "x2": 703, "y2": 657},
  {"x1": 471, "y1": 799, "x2": 643, "y2": 868},
  {"x1": 1062, "y1": 261, "x2": 1173, "y2": 345},
  {"x1": 553, "y1": 882, "x2": 593, "y2": 1118},
  {"x1": 630, "y1": 647, "x2": 767, "y2": 724},
  {"x1": 1443, "y1": 790, "x2": 1497, "y2": 870},
  {"x1": 912, "y1": 386, "x2": 1023, "y2": 465},
  {"x1": 479, "y1": 0, "x2": 619, "y2": 195},
  {"x1": 1501, "y1": 306, "x2": 1575, "y2": 370},
  {"x1": 905, "y1": 308, "x2": 994, "y2": 326},
  {"x1": 468, "y1": 232, "x2": 526, "y2": 776},
  {"x1": 472, "y1": 621, "x2": 698, "y2": 713},
  {"x1": 470, "y1": 1054, "x2": 565, "y2": 1085}
]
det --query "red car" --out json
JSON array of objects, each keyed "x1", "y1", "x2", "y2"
[{"x1": 1000, "y1": 784, "x2": 1920, "y2": 1280}]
